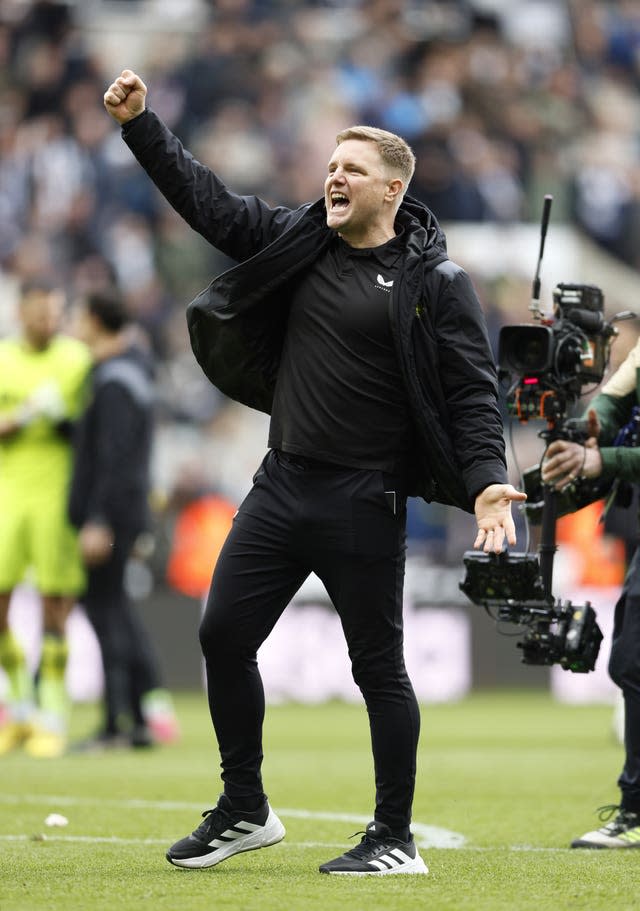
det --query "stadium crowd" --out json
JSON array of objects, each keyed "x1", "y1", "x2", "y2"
[
  {"x1": 0, "y1": 0, "x2": 638, "y2": 555},
  {"x1": 1, "y1": 1, "x2": 640, "y2": 388}
]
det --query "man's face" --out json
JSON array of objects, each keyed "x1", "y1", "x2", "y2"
[
  {"x1": 19, "y1": 289, "x2": 64, "y2": 349},
  {"x1": 324, "y1": 139, "x2": 399, "y2": 247}
]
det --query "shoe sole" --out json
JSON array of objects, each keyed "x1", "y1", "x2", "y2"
[
  {"x1": 571, "y1": 838, "x2": 640, "y2": 849},
  {"x1": 23, "y1": 742, "x2": 67, "y2": 759},
  {"x1": 320, "y1": 856, "x2": 429, "y2": 876},
  {"x1": 167, "y1": 809, "x2": 286, "y2": 869},
  {"x1": 0, "y1": 724, "x2": 32, "y2": 756}
]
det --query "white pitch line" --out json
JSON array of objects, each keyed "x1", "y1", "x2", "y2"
[
  {"x1": 278, "y1": 808, "x2": 465, "y2": 849},
  {"x1": 0, "y1": 834, "x2": 574, "y2": 853},
  {"x1": 0, "y1": 794, "x2": 204, "y2": 811},
  {"x1": 0, "y1": 793, "x2": 465, "y2": 849},
  {"x1": 0, "y1": 835, "x2": 345, "y2": 849}
]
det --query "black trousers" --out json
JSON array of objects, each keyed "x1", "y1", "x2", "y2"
[
  {"x1": 83, "y1": 532, "x2": 162, "y2": 733},
  {"x1": 199, "y1": 449, "x2": 420, "y2": 833},
  {"x1": 609, "y1": 545, "x2": 640, "y2": 813}
]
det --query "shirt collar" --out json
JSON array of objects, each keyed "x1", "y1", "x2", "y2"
[{"x1": 335, "y1": 228, "x2": 405, "y2": 268}]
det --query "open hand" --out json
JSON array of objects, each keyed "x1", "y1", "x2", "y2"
[{"x1": 473, "y1": 483, "x2": 527, "y2": 553}]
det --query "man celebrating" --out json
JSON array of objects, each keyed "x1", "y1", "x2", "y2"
[{"x1": 104, "y1": 69, "x2": 525, "y2": 876}]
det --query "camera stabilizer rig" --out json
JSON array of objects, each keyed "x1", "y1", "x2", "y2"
[
  {"x1": 458, "y1": 195, "x2": 637, "y2": 672},
  {"x1": 459, "y1": 550, "x2": 602, "y2": 672}
]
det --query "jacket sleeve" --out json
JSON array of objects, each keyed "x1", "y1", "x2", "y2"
[
  {"x1": 121, "y1": 110, "x2": 298, "y2": 262},
  {"x1": 588, "y1": 339, "x2": 640, "y2": 482},
  {"x1": 433, "y1": 268, "x2": 508, "y2": 499},
  {"x1": 82, "y1": 383, "x2": 145, "y2": 527}
]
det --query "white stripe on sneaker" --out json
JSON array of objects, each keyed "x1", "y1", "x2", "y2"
[
  {"x1": 208, "y1": 822, "x2": 262, "y2": 847},
  {"x1": 390, "y1": 848, "x2": 414, "y2": 863},
  {"x1": 368, "y1": 850, "x2": 412, "y2": 870},
  {"x1": 170, "y1": 808, "x2": 286, "y2": 869},
  {"x1": 369, "y1": 859, "x2": 393, "y2": 871}
]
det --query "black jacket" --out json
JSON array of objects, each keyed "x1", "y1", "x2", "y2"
[
  {"x1": 69, "y1": 345, "x2": 154, "y2": 534},
  {"x1": 123, "y1": 110, "x2": 507, "y2": 512}
]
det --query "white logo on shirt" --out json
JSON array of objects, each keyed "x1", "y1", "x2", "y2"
[{"x1": 375, "y1": 274, "x2": 394, "y2": 292}]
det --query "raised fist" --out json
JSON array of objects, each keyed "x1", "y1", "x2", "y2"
[{"x1": 103, "y1": 69, "x2": 148, "y2": 125}]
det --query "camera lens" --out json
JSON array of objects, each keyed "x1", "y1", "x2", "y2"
[{"x1": 498, "y1": 325, "x2": 552, "y2": 374}]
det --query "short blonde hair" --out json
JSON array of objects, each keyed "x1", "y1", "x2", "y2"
[{"x1": 335, "y1": 125, "x2": 416, "y2": 189}]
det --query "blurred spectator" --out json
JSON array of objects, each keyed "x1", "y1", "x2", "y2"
[
  {"x1": 0, "y1": 277, "x2": 90, "y2": 758},
  {"x1": 68, "y1": 289, "x2": 178, "y2": 749}
]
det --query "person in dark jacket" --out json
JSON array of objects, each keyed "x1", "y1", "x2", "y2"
[
  {"x1": 542, "y1": 340, "x2": 640, "y2": 849},
  {"x1": 69, "y1": 289, "x2": 177, "y2": 749},
  {"x1": 104, "y1": 69, "x2": 526, "y2": 875}
]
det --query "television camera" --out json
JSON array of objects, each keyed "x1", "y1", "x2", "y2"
[
  {"x1": 459, "y1": 550, "x2": 602, "y2": 673},
  {"x1": 459, "y1": 196, "x2": 634, "y2": 672}
]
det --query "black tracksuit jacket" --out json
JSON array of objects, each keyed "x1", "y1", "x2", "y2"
[
  {"x1": 123, "y1": 110, "x2": 508, "y2": 512},
  {"x1": 69, "y1": 345, "x2": 154, "y2": 535}
]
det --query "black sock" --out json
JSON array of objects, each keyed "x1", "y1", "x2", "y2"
[
  {"x1": 225, "y1": 794, "x2": 267, "y2": 814},
  {"x1": 621, "y1": 804, "x2": 640, "y2": 817}
]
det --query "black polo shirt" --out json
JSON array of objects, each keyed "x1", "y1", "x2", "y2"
[{"x1": 268, "y1": 230, "x2": 413, "y2": 473}]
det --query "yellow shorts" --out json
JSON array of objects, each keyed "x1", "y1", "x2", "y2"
[{"x1": 0, "y1": 484, "x2": 85, "y2": 595}]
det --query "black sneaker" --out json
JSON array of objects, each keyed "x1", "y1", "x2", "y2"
[
  {"x1": 319, "y1": 821, "x2": 428, "y2": 875},
  {"x1": 130, "y1": 725, "x2": 154, "y2": 749},
  {"x1": 69, "y1": 730, "x2": 131, "y2": 753},
  {"x1": 571, "y1": 805, "x2": 640, "y2": 848},
  {"x1": 166, "y1": 795, "x2": 285, "y2": 869}
]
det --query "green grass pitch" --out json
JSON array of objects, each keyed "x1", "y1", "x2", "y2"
[{"x1": 1, "y1": 690, "x2": 639, "y2": 911}]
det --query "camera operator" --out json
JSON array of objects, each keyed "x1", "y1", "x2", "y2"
[{"x1": 542, "y1": 338, "x2": 640, "y2": 848}]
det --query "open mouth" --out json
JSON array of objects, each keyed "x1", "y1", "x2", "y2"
[{"x1": 330, "y1": 192, "x2": 350, "y2": 211}]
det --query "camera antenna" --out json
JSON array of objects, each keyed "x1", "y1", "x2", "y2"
[{"x1": 530, "y1": 194, "x2": 553, "y2": 319}]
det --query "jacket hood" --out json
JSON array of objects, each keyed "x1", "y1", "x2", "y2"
[
  {"x1": 99, "y1": 343, "x2": 155, "y2": 379},
  {"x1": 313, "y1": 192, "x2": 448, "y2": 270},
  {"x1": 396, "y1": 194, "x2": 449, "y2": 271},
  {"x1": 93, "y1": 343, "x2": 156, "y2": 410},
  {"x1": 128, "y1": 342, "x2": 155, "y2": 379}
]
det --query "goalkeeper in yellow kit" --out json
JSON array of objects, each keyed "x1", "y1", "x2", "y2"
[{"x1": 0, "y1": 279, "x2": 90, "y2": 757}]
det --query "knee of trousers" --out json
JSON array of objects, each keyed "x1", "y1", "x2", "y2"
[
  {"x1": 198, "y1": 612, "x2": 256, "y2": 662},
  {"x1": 351, "y1": 656, "x2": 413, "y2": 699}
]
